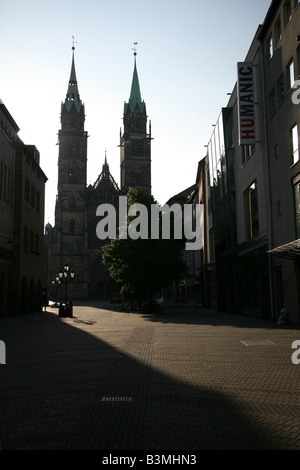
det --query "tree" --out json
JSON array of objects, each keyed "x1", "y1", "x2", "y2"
[{"x1": 102, "y1": 187, "x2": 187, "y2": 304}]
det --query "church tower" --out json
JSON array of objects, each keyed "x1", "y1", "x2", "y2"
[
  {"x1": 51, "y1": 44, "x2": 88, "y2": 299},
  {"x1": 120, "y1": 51, "x2": 152, "y2": 194}
]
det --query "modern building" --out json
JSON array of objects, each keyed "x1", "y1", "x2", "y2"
[
  {"x1": 48, "y1": 47, "x2": 152, "y2": 300},
  {"x1": 259, "y1": 0, "x2": 300, "y2": 323},
  {"x1": 198, "y1": 0, "x2": 300, "y2": 324}
]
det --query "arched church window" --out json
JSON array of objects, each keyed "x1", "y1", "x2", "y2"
[{"x1": 69, "y1": 219, "x2": 75, "y2": 234}]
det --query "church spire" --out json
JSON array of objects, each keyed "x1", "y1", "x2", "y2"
[
  {"x1": 63, "y1": 40, "x2": 83, "y2": 113},
  {"x1": 125, "y1": 46, "x2": 145, "y2": 114},
  {"x1": 120, "y1": 45, "x2": 151, "y2": 194}
]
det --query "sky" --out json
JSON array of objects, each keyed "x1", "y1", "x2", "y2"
[{"x1": 0, "y1": 0, "x2": 272, "y2": 226}]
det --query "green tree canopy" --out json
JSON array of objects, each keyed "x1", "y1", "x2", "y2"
[{"x1": 102, "y1": 187, "x2": 187, "y2": 298}]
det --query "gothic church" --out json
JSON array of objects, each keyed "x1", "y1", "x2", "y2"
[{"x1": 47, "y1": 46, "x2": 152, "y2": 300}]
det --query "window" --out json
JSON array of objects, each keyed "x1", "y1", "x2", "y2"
[
  {"x1": 30, "y1": 184, "x2": 35, "y2": 208},
  {"x1": 277, "y1": 75, "x2": 285, "y2": 103},
  {"x1": 36, "y1": 191, "x2": 40, "y2": 213},
  {"x1": 68, "y1": 144, "x2": 79, "y2": 154},
  {"x1": 267, "y1": 35, "x2": 273, "y2": 60},
  {"x1": 275, "y1": 16, "x2": 282, "y2": 45},
  {"x1": 294, "y1": 183, "x2": 300, "y2": 237},
  {"x1": 131, "y1": 138, "x2": 145, "y2": 158},
  {"x1": 242, "y1": 145, "x2": 256, "y2": 165},
  {"x1": 284, "y1": 0, "x2": 292, "y2": 27},
  {"x1": 25, "y1": 178, "x2": 30, "y2": 202},
  {"x1": 29, "y1": 231, "x2": 34, "y2": 254},
  {"x1": 35, "y1": 235, "x2": 40, "y2": 255},
  {"x1": 69, "y1": 219, "x2": 75, "y2": 234},
  {"x1": 292, "y1": 124, "x2": 299, "y2": 164},
  {"x1": 245, "y1": 181, "x2": 259, "y2": 240},
  {"x1": 295, "y1": 0, "x2": 299, "y2": 8},
  {"x1": 23, "y1": 227, "x2": 29, "y2": 252},
  {"x1": 287, "y1": 59, "x2": 295, "y2": 89}
]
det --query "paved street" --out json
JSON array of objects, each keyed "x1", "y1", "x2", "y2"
[{"x1": 0, "y1": 300, "x2": 300, "y2": 451}]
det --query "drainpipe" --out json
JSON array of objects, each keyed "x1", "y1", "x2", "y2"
[{"x1": 259, "y1": 36, "x2": 275, "y2": 321}]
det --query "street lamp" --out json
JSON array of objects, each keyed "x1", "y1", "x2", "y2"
[
  {"x1": 57, "y1": 263, "x2": 75, "y2": 317},
  {"x1": 52, "y1": 276, "x2": 61, "y2": 302}
]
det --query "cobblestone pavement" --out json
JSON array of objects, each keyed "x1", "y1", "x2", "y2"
[{"x1": 0, "y1": 300, "x2": 300, "y2": 450}]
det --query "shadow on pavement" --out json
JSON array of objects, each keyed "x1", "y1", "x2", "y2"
[{"x1": 0, "y1": 303, "x2": 296, "y2": 450}]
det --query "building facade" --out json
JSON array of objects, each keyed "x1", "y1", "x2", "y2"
[
  {"x1": 198, "y1": 0, "x2": 300, "y2": 324},
  {"x1": 48, "y1": 49, "x2": 151, "y2": 300},
  {"x1": 260, "y1": 0, "x2": 300, "y2": 323},
  {"x1": 0, "y1": 100, "x2": 47, "y2": 315},
  {"x1": 49, "y1": 48, "x2": 89, "y2": 299},
  {"x1": 0, "y1": 101, "x2": 19, "y2": 315}
]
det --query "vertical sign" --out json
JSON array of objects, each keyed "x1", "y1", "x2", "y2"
[{"x1": 237, "y1": 62, "x2": 256, "y2": 146}]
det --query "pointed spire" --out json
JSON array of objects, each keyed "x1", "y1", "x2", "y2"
[
  {"x1": 93, "y1": 151, "x2": 119, "y2": 191},
  {"x1": 129, "y1": 55, "x2": 142, "y2": 108},
  {"x1": 64, "y1": 39, "x2": 83, "y2": 112},
  {"x1": 125, "y1": 45, "x2": 145, "y2": 114},
  {"x1": 68, "y1": 52, "x2": 78, "y2": 93},
  {"x1": 102, "y1": 151, "x2": 109, "y2": 178}
]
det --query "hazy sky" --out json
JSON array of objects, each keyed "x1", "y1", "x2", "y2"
[{"x1": 1, "y1": 0, "x2": 271, "y2": 225}]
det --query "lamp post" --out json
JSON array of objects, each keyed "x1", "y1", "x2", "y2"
[
  {"x1": 57, "y1": 263, "x2": 75, "y2": 317},
  {"x1": 51, "y1": 276, "x2": 61, "y2": 303}
]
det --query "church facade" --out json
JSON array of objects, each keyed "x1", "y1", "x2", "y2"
[{"x1": 47, "y1": 48, "x2": 152, "y2": 300}]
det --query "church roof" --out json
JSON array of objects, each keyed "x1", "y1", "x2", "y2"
[
  {"x1": 124, "y1": 54, "x2": 145, "y2": 114},
  {"x1": 93, "y1": 153, "x2": 119, "y2": 192},
  {"x1": 63, "y1": 48, "x2": 84, "y2": 112}
]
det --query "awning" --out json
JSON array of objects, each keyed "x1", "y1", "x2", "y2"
[{"x1": 267, "y1": 239, "x2": 300, "y2": 260}]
